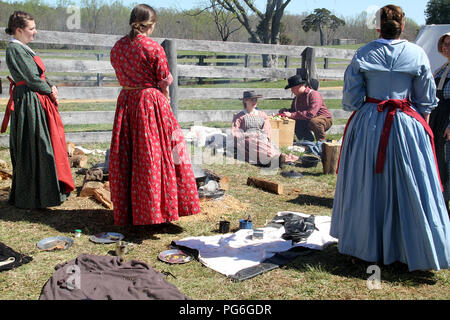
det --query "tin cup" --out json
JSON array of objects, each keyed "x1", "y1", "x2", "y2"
[
  {"x1": 115, "y1": 241, "x2": 134, "y2": 257},
  {"x1": 239, "y1": 219, "x2": 253, "y2": 230},
  {"x1": 252, "y1": 228, "x2": 264, "y2": 240},
  {"x1": 219, "y1": 221, "x2": 230, "y2": 233}
]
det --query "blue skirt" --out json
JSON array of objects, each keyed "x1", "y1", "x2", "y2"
[{"x1": 330, "y1": 103, "x2": 450, "y2": 271}]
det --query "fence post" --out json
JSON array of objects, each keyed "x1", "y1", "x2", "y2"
[
  {"x1": 284, "y1": 56, "x2": 290, "y2": 69},
  {"x1": 96, "y1": 53, "x2": 102, "y2": 87},
  {"x1": 198, "y1": 55, "x2": 206, "y2": 85},
  {"x1": 162, "y1": 39, "x2": 179, "y2": 120},
  {"x1": 244, "y1": 54, "x2": 251, "y2": 82},
  {"x1": 301, "y1": 47, "x2": 318, "y2": 84}
]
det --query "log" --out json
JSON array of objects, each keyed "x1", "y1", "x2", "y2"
[
  {"x1": 204, "y1": 169, "x2": 230, "y2": 191},
  {"x1": 67, "y1": 142, "x2": 76, "y2": 157},
  {"x1": 321, "y1": 142, "x2": 342, "y2": 175},
  {"x1": 80, "y1": 181, "x2": 104, "y2": 197},
  {"x1": 0, "y1": 169, "x2": 12, "y2": 180},
  {"x1": 70, "y1": 155, "x2": 88, "y2": 168},
  {"x1": 92, "y1": 188, "x2": 113, "y2": 209},
  {"x1": 73, "y1": 148, "x2": 86, "y2": 156},
  {"x1": 247, "y1": 177, "x2": 284, "y2": 195}
]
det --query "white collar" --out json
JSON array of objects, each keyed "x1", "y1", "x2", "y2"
[
  {"x1": 10, "y1": 38, "x2": 36, "y2": 55},
  {"x1": 375, "y1": 38, "x2": 407, "y2": 45}
]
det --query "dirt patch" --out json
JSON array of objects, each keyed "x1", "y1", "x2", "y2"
[{"x1": 182, "y1": 194, "x2": 249, "y2": 223}]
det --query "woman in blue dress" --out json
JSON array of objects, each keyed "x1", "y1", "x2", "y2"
[{"x1": 330, "y1": 5, "x2": 450, "y2": 271}]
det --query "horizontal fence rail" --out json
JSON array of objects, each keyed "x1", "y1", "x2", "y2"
[
  {"x1": 1, "y1": 87, "x2": 343, "y2": 100},
  {"x1": 0, "y1": 29, "x2": 356, "y2": 59},
  {"x1": 0, "y1": 28, "x2": 354, "y2": 145}
]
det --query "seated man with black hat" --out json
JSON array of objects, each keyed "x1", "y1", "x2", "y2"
[{"x1": 279, "y1": 75, "x2": 333, "y2": 142}]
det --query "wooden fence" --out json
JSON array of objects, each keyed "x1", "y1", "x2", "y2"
[{"x1": 0, "y1": 29, "x2": 354, "y2": 146}]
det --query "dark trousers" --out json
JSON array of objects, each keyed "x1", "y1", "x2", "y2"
[{"x1": 294, "y1": 116, "x2": 333, "y2": 142}]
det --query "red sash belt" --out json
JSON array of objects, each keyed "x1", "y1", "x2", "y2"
[
  {"x1": 337, "y1": 97, "x2": 442, "y2": 191},
  {"x1": 1, "y1": 76, "x2": 26, "y2": 133},
  {"x1": 1, "y1": 56, "x2": 75, "y2": 194}
]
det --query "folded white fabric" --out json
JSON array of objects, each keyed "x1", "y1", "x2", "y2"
[{"x1": 175, "y1": 212, "x2": 338, "y2": 277}]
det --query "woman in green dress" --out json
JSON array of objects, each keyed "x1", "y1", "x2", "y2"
[{"x1": 1, "y1": 11, "x2": 74, "y2": 209}]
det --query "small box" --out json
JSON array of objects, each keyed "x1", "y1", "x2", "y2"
[{"x1": 269, "y1": 118, "x2": 296, "y2": 148}]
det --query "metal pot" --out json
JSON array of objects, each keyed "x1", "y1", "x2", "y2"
[{"x1": 192, "y1": 164, "x2": 207, "y2": 187}]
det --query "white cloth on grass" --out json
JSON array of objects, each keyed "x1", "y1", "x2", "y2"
[{"x1": 174, "y1": 212, "x2": 338, "y2": 277}]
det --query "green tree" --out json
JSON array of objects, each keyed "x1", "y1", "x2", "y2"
[
  {"x1": 425, "y1": 0, "x2": 450, "y2": 24},
  {"x1": 302, "y1": 8, "x2": 345, "y2": 46}
]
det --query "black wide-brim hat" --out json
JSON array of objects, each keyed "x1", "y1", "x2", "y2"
[
  {"x1": 285, "y1": 75, "x2": 306, "y2": 90},
  {"x1": 241, "y1": 90, "x2": 263, "y2": 100}
]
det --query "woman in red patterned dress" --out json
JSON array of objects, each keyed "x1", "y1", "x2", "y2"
[{"x1": 109, "y1": 4, "x2": 200, "y2": 226}]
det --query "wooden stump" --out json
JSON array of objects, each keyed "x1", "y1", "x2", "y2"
[{"x1": 321, "y1": 142, "x2": 341, "y2": 175}]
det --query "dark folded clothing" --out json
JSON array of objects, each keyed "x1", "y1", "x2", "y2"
[
  {"x1": 39, "y1": 254, "x2": 191, "y2": 300},
  {"x1": 0, "y1": 242, "x2": 33, "y2": 272},
  {"x1": 282, "y1": 214, "x2": 317, "y2": 243},
  {"x1": 268, "y1": 214, "x2": 318, "y2": 243}
]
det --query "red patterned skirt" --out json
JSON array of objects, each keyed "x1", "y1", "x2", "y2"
[{"x1": 109, "y1": 88, "x2": 201, "y2": 226}]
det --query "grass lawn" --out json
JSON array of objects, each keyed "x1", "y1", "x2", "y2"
[{"x1": 0, "y1": 144, "x2": 449, "y2": 300}]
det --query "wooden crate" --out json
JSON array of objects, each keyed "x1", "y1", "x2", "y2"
[{"x1": 269, "y1": 118, "x2": 296, "y2": 148}]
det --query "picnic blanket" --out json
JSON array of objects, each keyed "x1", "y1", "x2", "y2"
[{"x1": 173, "y1": 212, "x2": 337, "y2": 281}]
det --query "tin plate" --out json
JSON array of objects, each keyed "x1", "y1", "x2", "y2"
[
  {"x1": 158, "y1": 249, "x2": 193, "y2": 264},
  {"x1": 37, "y1": 236, "x2": 73, "y2": 251},
  {"x1": 89, "y1": 232, "x2": 124, "y2": 244}
]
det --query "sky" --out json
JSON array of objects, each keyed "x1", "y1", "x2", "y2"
[
  {"x1": 121, "y1": 0, "x2": 429, "y2": 26},
  {"x1": 38, "y1": 0, "x2": 429, "y2": 25}
]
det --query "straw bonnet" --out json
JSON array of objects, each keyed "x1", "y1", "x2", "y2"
[{"x1": 438, "y1": 32, "x2": 450, "y2": 55}]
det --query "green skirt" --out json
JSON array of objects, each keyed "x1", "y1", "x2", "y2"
[{"x1": 8, "y1": 87, "x2": 68, "y2": 209}]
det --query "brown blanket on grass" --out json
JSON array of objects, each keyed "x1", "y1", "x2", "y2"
[{"x1": 39, "y1": 254, "x2": 190, "y2": 300}]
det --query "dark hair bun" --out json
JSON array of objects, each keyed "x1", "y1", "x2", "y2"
[
  {"x1": 379, "y1": 5, "x2": 405, "y2": 40},
  {"x1": 6, "y1": 11, "x2": 33, "y2": 36},
  {"x1": 380, "y1": 20, "x2": 402, "y2": 39}
]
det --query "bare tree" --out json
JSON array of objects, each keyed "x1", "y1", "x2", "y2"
[
  {"x1": 81, "y1": 0, "x2": 105, "y2": 33},
  {"x1": 188, "y1": 0, "x2": 243, "y2": 41},
  {"x1": 214, "y1": 0, "x2": 292, "y2": 67},
  {"x1": 210, "y1": 0, "x2": 243, "y2": 41}
]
